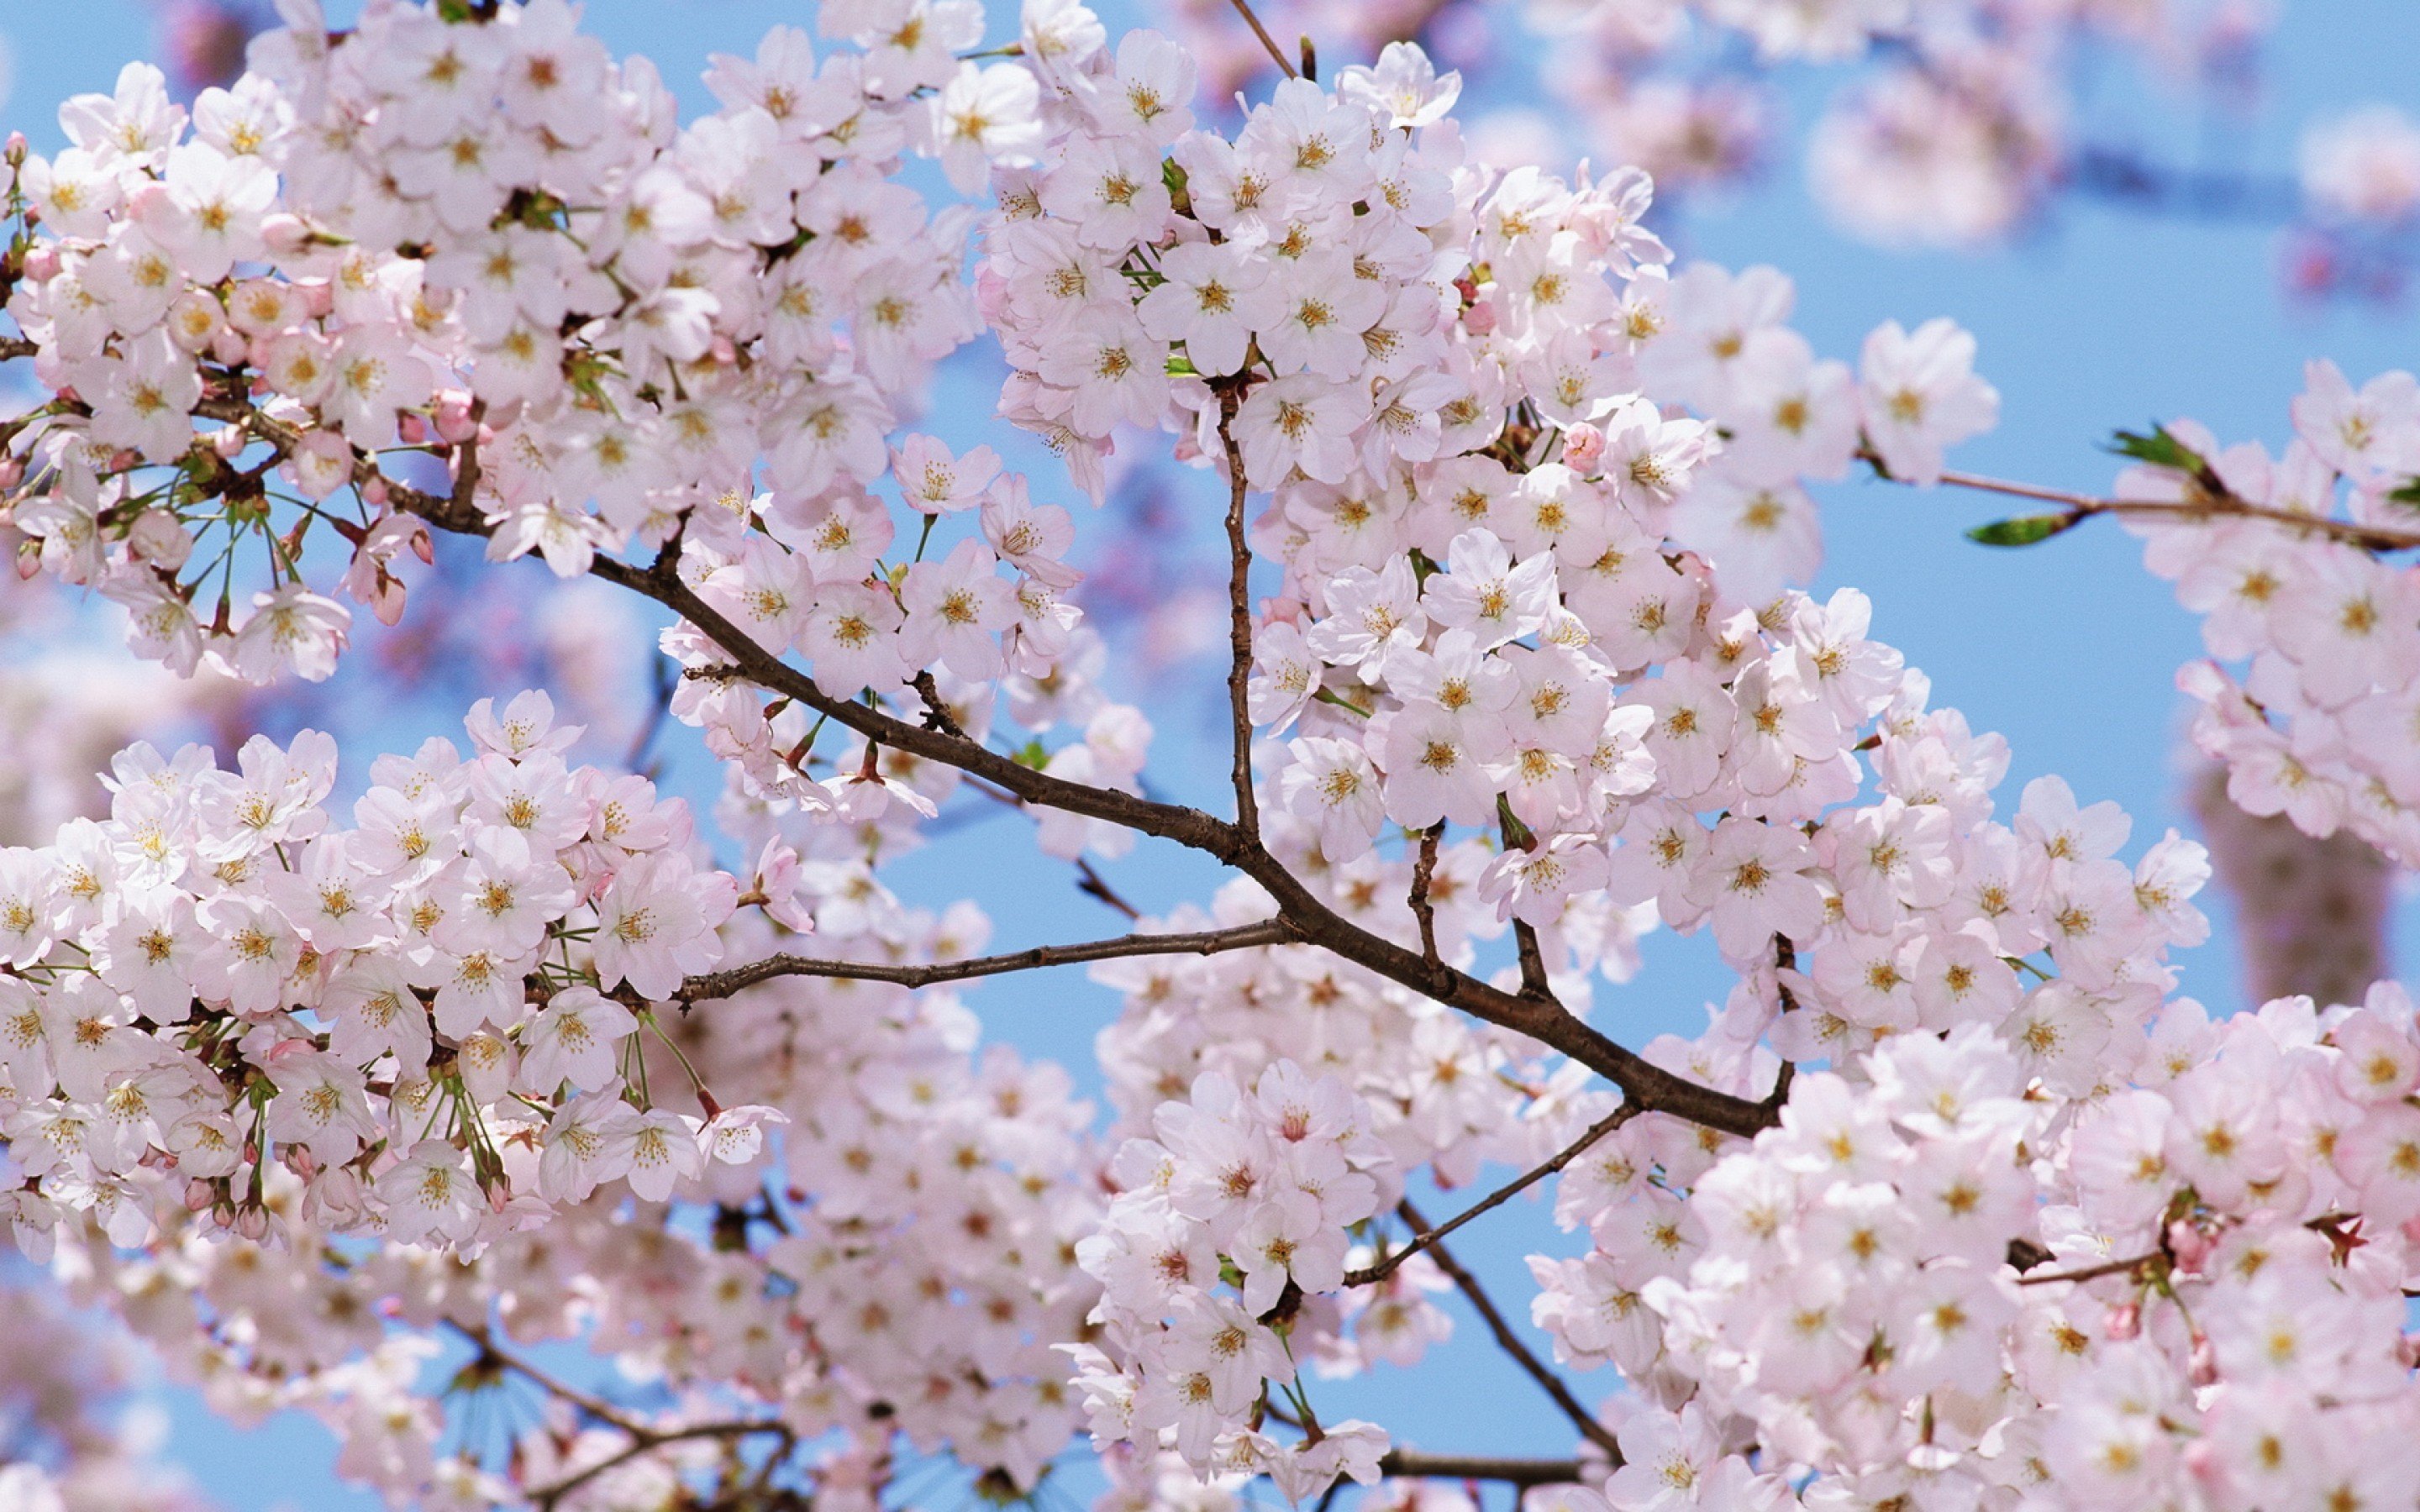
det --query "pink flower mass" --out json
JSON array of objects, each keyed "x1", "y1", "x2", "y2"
[{"x1": 0, "y1": 3, "x2": 2414, "y2": 1511}]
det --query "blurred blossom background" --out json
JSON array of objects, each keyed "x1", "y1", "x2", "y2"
[{"x1": 0, "y1": 0, "x2": 2417, "y2": 1507}]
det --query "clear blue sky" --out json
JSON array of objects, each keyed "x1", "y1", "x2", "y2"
[{"x1": 3, "y1": 2, "x2": 2415, "y2": 1506}]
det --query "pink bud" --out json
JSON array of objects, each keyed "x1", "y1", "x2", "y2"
[
  {"x1": 397, "y1": 412, "x2": 429, "y2": 445},
  {"x1": 2104, "y1": 1302, "x2": 2140, "y2": 1341},
  {"x1": 0, "y1": 458, "x2": 24, "y2": 491},
  {"x1": 213, "y1": 329, "x2": 250, "y2": 366},
  {"x1": 2165, "y1": 1220, "x2": 2212, "y2": 1273},
  {"x1": 234, "y1": 1206, "x2": 268, "y2": 1242},
  {"x1": 300, "y1": 280, "x2": 334, "y2": 319},
  {"x1": 184, "y1": 1179, "x2": 215, "y2": 1212},
  {"x1": 260, "y1": 213, "x2": 309, "y2": 260},
  {"x1": 20, "y1": 245, "x2": 57, "y2": 283},
  {"x1": 3, "y1": 133, "x2": 25, "y2": 168},
  {"x1": 1562, "y1": 422, "x2": 1606, "y2": 471},
  {"x1": 363, "y1": 477, "x2": 388, "y2": 507},
  {"x1": 409, "y1": 525, "x2": 434, "y2": 566},
  {"x1": 108, "y1": 449, "x2": 140, "y2": 474},
  {"x1": 15, "y1": 541, "x2": 41, "y2": 580},
  {"x1": 2189, "y1": 1334, "x2": 2217, "y2": 1386},
  {"x1": 434, "y1": 391, "x2": 478, "y2": 444},
  {"x1": 710, "y1": 334, "x2": 738, "y2": 365}
]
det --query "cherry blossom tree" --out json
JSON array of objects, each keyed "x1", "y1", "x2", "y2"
[{"x1": 0, "y1": 3, "x2": 2417, "y2": 1510}]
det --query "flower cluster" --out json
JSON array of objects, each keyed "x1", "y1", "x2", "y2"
[
  {"x1": 2, "y1": 0, "x2": 1043, "y2": 690},
  {"x1": 1571, "y1": 985, "x2": 2420, "y2": 1512},
  {"x1": 2112, "y1": 365, "x2": 2420, "y2": 866},
  {"x1": 0, "y1": 690, "x2": 770, "y2": 1257},
  {"x1": 1071, "y1": 1060, "x2": 1394, "y2": 1497}
]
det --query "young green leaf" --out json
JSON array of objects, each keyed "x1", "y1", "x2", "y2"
[{"x1": 1966, "y1": 513, "x2": 2081, "y2": 547}]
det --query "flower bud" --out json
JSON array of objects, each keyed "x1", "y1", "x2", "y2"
[
  {"x1": 259, "y1": 213, "x2": 309, "y2": 260},
  {"x1": 2103, "y1": 1302, "x2": 2139, "y2": 1341},
  {"x1": 1562, "y1": 422, "x2": 1606, "y2": 471},
  {"x1": 129, "y1": 508, "x2": 194, "y2": 570},
  {"x1": 20, "y1": 245, "x2": 57, "y2": 283}
]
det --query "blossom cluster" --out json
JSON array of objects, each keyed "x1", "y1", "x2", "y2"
[
  {"x1": 1, "y1": 0, "x2": 1054, "y2": 692},
  {"x1": 2112, "y1": 363, "x2": 2420, "y2": 867},
  {"x1": 1560, "y1": 985, "x2": 2420, "y2": 1512},
  {"x1": 0, "y1": 690, "x2": 772, "y2": 1257},
  {"x1": 1071, "y1": 1060, "x2": 1394, "y2": 1495},
  {"x1": 13, "y1": 687, "x2": 1107, "y2": 1505}
]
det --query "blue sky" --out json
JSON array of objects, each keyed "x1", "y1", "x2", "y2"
[{"x1": 3, "y1": 1, "x2": 2416, "y2": 1506}]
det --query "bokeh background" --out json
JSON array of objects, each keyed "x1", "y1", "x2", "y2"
[{"x1": 3, "y1": 0, "x2": 2417, "y2": 1505}]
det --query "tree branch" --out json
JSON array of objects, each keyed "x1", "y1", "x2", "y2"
[
  {"x1": 1213, "y1": 385, "x2": 1262, "y2": 839},
  {"x1": 673, "y1": 919, "x2": 1292, "y2": 1004},
  {"x1": 1397, "y1": 1199, "x2": 1623, "y2": 1464},
  {"x1": 526, "y1": 1420, "x2": 792, "y2": 1511},
  {"x1": 1409, "y1": 824, "x2": 1442, "y2": 968},
  {"x1": 1878, "y1": 451, "x2": 2420, "y2": 554},
  {"x1": 2014, "y1": 1250, "x2": 2162, "y2": 1287},
  {"x1": 371, "y1": 454, "x2": 1784, "y2": 1141},
  {"x1": 1376, "y1": 1452, "x2": 1586, "y2": 1486},
  {"x1": 1223, "y1": 0, "x2": 1299, "y2": 78},
  {"x1": 1346, "y1": 1104, "x2": 1640, "y2": 1288}
]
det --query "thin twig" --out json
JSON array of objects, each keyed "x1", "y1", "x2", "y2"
[
  {"x1": 1377, "y1": 1452, "x2": 1585, "y2": 1486},
  {"x1": 1347, "y1": 1104, "x2": 1640, "y2": 1288},
  {"x1": 527, "y1": 1420, "x2": 791, "y2": 1510},
  {"x1": 1214, "y1": 385, "x2": 1263, "y2": 837},
  {"x1": 1076, "y1": 856, "x2": 1144, "y2": 921},
  {"x1": 2014, "y1": 1251, "x2": 2163, "y2": 1287},
  {"x1": 1512, "y1": 921, "x2": 1552, "y2": 1000},
  {"x1": 1399, "y1": 1200, "x2": 1624, "y2": 1463},
  {"x1": 1886, "y1": 452, "x2": 2420, "y2": 554},
  {"x1": 674, "y1": 919, "x2": 1290, "y2": 1003},
  {"x1": 1223, "y1": 0, "x2": 1299, "y2": 77},
  {"x1": 1409, "y1": 825, "x2": 1443, "y2": 968}
]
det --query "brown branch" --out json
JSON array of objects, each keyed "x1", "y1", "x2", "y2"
[
  {"x1": 2014, "y1": 1251, "x2": 2162, "y2": 1287},
  {"x1": 1347, "y1": 1104, "x2": 1639, "y2": 1288},
  {"x1": 672, "y1": 919, "x2": 1291, "y2": 1004},
  {"x1": 1213, "y1": 385, "x2": 1262, "y2": 838},
  {"x1": 1377, "y1": 1452, "x2": 1586, "y2": 1486},
  {"x1": 1398, "y1": 1199, "x2": 1623, "y2": 1463},
  {"x1": 372, "y1": 450, "x2": 1783, "y2": 1141},
  {"x1": 1880, "y1": 450, "x2": 2420, "y2": 554},
  {"x1": 1223, "y1": 0, "x2": 1299, "y2": 78},
  {"x1": 1409, "y1": 824, "x2": 1442, "y2": 968},
  {"x1": 1512, "y1": 921, "x2": 1552, "y2": 1000},
  {"x1": 447, "y1": 1321, "x2": 647, "y2": 1438},
  {"x1": 526, "y1": 1420, "x2": 791, "y2": 1511},
  {"x1": 1076, "y1": 856, "x2": 1143, "y2": 921}
]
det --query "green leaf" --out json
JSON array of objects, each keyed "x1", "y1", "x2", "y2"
[
  {"x1": 2386, "y1": 478, "x2": 2420, "y2": 512},
  {"x1": 1965, "y1": 513, "x2": 2081, "y2": 548},
  {"x1": 1164, "y1": 353, "x2": 1198, "y2": 376},
  {"x1": 2105, "y1": 424, "x2": 2207, "y2": 475}
]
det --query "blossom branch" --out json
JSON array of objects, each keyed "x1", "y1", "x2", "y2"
[
  {"x1": 1222, "y1": 0, "x2": 1299, "y2": 79},
  {"x1": 372, "y1": 454, "x2": 1783, "y2": 1140},
  {"x1": 1376, "y1": 1452, "x2": 1586, "y2": 1486},
  {"x1": 525, "y1": 1420, "x2": 794, "y2": 1511},
  {"x1": 2012, "y1": 1251, "x2": 2164, "y2": 1287},
  {"x1": 1866, "y1": 447, "x2": 2420, "y2": 554},
  {"x1": 671, "y1": 918, "x2": 1292, "y2": 1003},
  {"x1": 1215, "y1": 385, "x2": 1263, "y2": 838},
  {"x1": 1396, "y1": 1199, "x2": 1624, "y2": 1462},
  {"x1": 1346, "y1": 1104, "x2": 1641, "y2": 1288}
]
